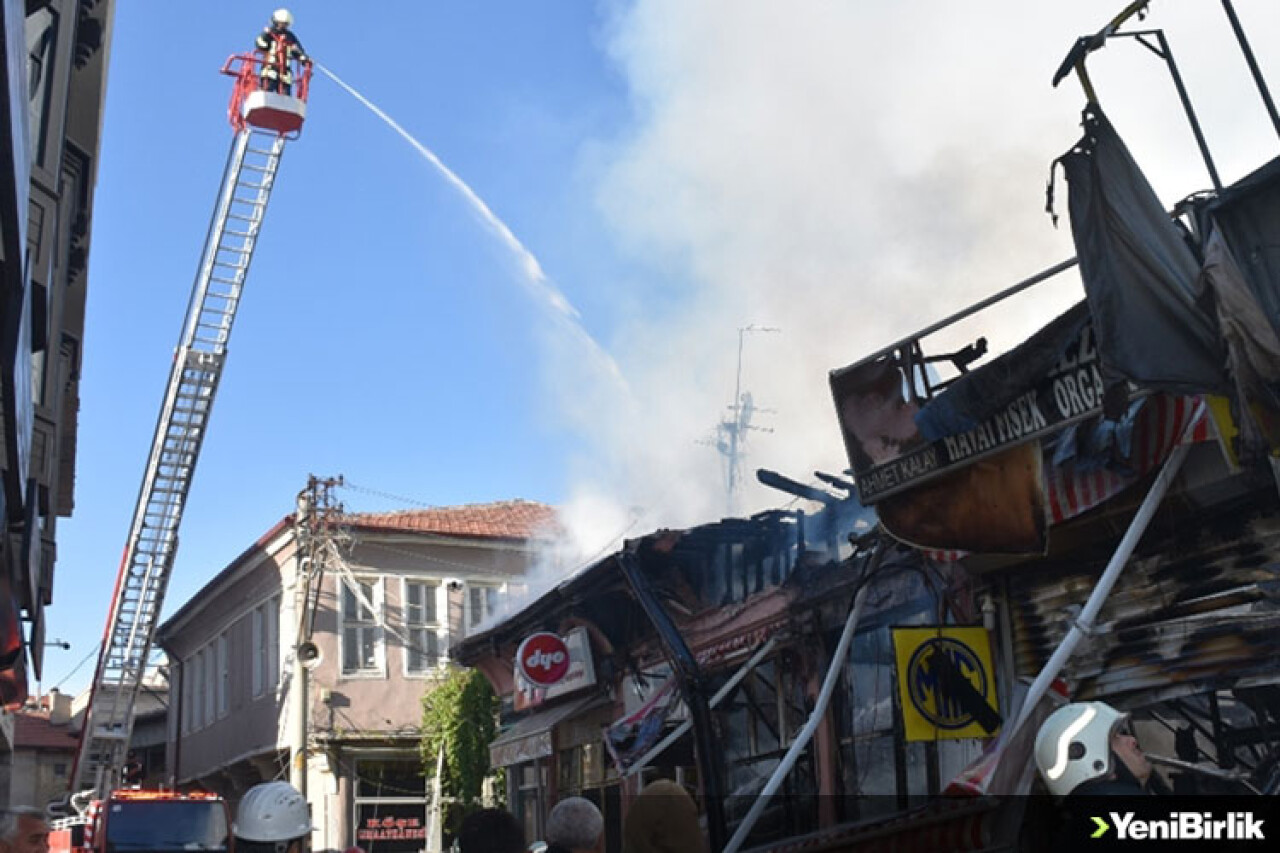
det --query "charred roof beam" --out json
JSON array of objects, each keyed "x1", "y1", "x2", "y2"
[{"x1": 617, "y1": 548, "x2": 727, "y2": 852}]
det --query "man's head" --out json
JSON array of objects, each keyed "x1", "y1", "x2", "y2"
[
  {"x1": 271, "y1": 9, "x2": 293, "y2": 30},
  {"x1": 0, "y1": 808, "x2": 49, "y2": 853},
  {"x1": 1111, "y1": 718, "x2": 1153, "y2": 786},
  {"x1": 1034, "y1": 701, "x2": 1150, "y2": 796},
  {"x1": 623, "y1": 781, "x2": 707, "y2": 853},
  {"x1": 233, "y1": 781, "x2": 312, "y2": 853},
  {"x1": 456, "y1": 809, "x2": 524, "y2": 853},
  {"x1": 546, "y1": 798, "x2": 603, "y2": 853}
]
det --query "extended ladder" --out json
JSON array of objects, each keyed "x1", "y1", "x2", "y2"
[{"x1": 71, "y1": 127, "x2": 289, "y2": 796}]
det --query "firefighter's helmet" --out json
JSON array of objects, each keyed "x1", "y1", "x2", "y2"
[
  {"x1": 271, "y1": 9, "x2": 293, "y2": 29},
  {"x1": 1034, "y1": 701, "x2": 1128, "y2": 796},
  {"x1": 233, "y1": 781, "x2": 313, "y2": 846}
]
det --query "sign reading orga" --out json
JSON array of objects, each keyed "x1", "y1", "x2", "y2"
[{"x1": 831, "y1": 303, "x2": 1109, "y2": 505}]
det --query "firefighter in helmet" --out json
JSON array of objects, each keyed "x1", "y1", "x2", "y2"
[
  {"x1": 233, "y1": 781, "x2": 313, "y2": 853},
  {"x1": 255, "y1": 9, "x2": 309, "y2": 95},
  {"x1": 1034, "y1": 701, "x2": 1162, "y2": 796}
]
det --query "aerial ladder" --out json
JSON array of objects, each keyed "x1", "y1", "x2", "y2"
[{"x1": 68, "y1": 33, "x2": 314, "y2": 802}]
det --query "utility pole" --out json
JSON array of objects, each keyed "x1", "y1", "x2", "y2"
[
  {"x1": 289, "y1": 475, "x2": 345, "y2": 796},
  {"x1": 713, "y1": 325, "x2": 779, "y2": 515}
]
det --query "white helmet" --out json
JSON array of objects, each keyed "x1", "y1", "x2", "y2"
[
  {"x1": 1034, "y1": 701, "x2": 1127, "y2": 797},
  {"x1": 271, "y1": 9, "x2": 293, "y2": 28},
  {"x1": 233, "y1": 781, "x2": 313, "y2": 845}
]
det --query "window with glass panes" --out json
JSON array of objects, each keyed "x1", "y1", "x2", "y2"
[
  {"x1": 404, "y1": 580, "x2": 440, "y2": 673},
  {"x1": 467, "y1": 583, "x2": 501, "y2": 630},
  {"x1": 342, "y1": 577, "x2": 382, "y2": 674}
]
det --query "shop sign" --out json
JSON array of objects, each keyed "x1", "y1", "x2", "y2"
[
  {"x1": 516, "y1": 632, "x2": 571, "y2": 686},
  {"x1": 833, "y1": 308, "x2": 1108, "y2": 503},
  {"x1": 354, "y1": 803, "x2": 428, "y2": 853},
  {"x1": 515, "y1": 627, "x2": 597, "y2": 711},
  {"x1": 891, "y1": 626, "x2": 1000, "y2": 741}
]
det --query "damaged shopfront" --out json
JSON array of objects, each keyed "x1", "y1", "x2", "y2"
[{"x1": 464, "y1": 4, "x2": 1280, "y2": 850}]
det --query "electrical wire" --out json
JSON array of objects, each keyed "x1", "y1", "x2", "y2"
[
  {"x1": 340, "y1": 481, "x2": 459, "y2": 510},
  {"x1": 327, "y1": 539, "x2": 452, "y2": 666},
  {"x1": 49, "y1": 641, "x2": 102, "y2": 692}
]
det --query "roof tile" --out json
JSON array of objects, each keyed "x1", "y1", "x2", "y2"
[
  {"x1": 13, "y1": 711, "x2": 78, "y2": 751},
  {"x1": 347, "y1": 499, "x2": 559, "y2": 541}
]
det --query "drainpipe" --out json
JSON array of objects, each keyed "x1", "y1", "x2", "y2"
[{"x1": 616, "y1": 550, "x2": 727, "y2": 852}]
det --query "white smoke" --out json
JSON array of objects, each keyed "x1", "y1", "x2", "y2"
[{"x1": 532, "y1": 0, "x2": 1280, "y2": 558}]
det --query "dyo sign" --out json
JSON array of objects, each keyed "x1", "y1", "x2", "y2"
[{"x1": 516, "y1": 632, "x2": 571, "y2": 687}]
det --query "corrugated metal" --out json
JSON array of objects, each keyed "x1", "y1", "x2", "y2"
[{"x1": 1007, "y1": 507, "x2": 1280, "y2": 705}]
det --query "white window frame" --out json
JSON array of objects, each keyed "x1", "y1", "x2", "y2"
[
  {"x1": 250, "y1": 596, "x2": 282, "y2": 698},
  {"x1": 203, "y1": 642, "x2": 216, "y2": 724},
  {"x1": 216, "y1": 633, "x2": 230, "y2": 719},
  {"x1": 465, "y1": 582, "x2": 503, "y2": 634},
  {"x1": 251, "y1": 606, "x2": 265, "y2": 698},
  {"x1": 401, "y1": 578, "x2": 443, "y2": 677},
  {"x1": 192, "y1": 650, "x2": 205, "y2": 731},
  {"x1": 267, "y1": 594, "x2": 280, "y2": 690},
  {"x1": 340, "y1": 575, "x2": 385, "y2": 678},
  {"x1": 182, "y1": 655, "x2": 194, "y2": 734}
]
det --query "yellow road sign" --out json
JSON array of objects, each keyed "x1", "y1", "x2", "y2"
[{"x1": 892, "y1": 626, "x2": 1000, "y2": 741}]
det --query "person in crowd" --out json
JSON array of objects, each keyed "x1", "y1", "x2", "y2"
[
  {"x1": 545, "y1": 797, "x2": 603, "y2": 853},
  {"x1": 0, "y1": 808, "x2": 48, "y2": 853},
  {"x1": 1034, "y1": 700, "x2": 1165, "y2": 796},
  {"x1": 233, "y1": 781, "x2": 313, "y2": 853},
  {"x1": 457, "y1": 808, "x2": 525, "y2": 853},
  {"x1": 622, "y1": 780, "x2": 708, "y2": 853}
]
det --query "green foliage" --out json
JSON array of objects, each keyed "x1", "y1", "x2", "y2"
[{"x1": 419, "y1": 665, "x2": 500, "y2": 807}]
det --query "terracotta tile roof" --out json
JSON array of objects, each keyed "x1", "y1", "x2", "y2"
[
  {"x1": 13, "y1": 711, "x2": 78, "y2": 751},
  {"x1": 347, "y1": 500, "x2": 559, "y2": 541}
]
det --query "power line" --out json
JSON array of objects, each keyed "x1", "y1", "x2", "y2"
[
  {"x1": 49, "y1": 641, "x2": 102, "y2": 692},
  {"x1": 340, "y1": 481, "x2": 452, "y2": 510}
]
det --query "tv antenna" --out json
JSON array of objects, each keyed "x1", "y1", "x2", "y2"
[{"x1": 708, "y1": 324, "x2": 779, "y2": 515}]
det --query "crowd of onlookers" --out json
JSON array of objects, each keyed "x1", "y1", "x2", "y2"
[
  {"x1": 0, "y1": 778, "x2": 708, "y2": 853},
  {"x1": 459, "y1": 780, "x2": 708, "y2": 853}
]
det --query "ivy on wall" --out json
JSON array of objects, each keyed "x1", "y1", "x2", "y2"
[{"x1": 419, "y1": 665, "x2": 500, "y2": 806}]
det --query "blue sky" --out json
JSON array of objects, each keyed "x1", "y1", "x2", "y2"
[{"x1": 44, "y1": 2, "x2": 1280, "y2": 695}]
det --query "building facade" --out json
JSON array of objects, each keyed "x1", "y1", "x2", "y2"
[
  {"x1": 458, "y1": 411, "x2": 1280, "y2": 850},
  {"x1": 157, "y1": 499, "x2": 557, "y2": 853},
  {"x1": 9, "y1": 689, "x2": 77, "y2": 809},
  {"x1": 0, "y1": 0, "x2": 115, "y2": 801}
]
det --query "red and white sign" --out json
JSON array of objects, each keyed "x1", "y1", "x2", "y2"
[{"x1": 516, "y1": 632, "x2": 571, "y2": 686}]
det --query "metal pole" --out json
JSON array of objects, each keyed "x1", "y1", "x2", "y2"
[
  {"x1": 724, "y1": 577, "x2": 872, "y2": 853},
  {"x1": 290, "y1": 485, "x2": 314, "y2": 796},
  {"x1": 624, "y1": 637, "x2": 778, "y2": 778},
  {"x1": 617, "y1": 551, "x2": 727, "y2": 852},
  {"x1": 1151, "y1": 31, "x2": 1222, "y2": 191},
  {"x1": 838, "y1": 258, "x2": 1078, "y2": 376},
  {"x1": 726, "y1": 328, "x2": 745, "y2": 514},
  {"x1": 1221, "y1": 0, "x2": 1280, "y2": 142}
]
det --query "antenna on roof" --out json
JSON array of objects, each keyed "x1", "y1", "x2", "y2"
[{"x1": 703, "y1": 325, "x2": 780, "y2": 516}]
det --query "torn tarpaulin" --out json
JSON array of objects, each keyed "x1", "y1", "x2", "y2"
[
  {"x1": 1052, "y1": 105, "x2": 1227, "y2": 398},
  {"x1": 604, "y1": 678, "x2": 679, "y2": 772}
]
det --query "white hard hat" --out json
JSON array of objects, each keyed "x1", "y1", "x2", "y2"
[
  {"x1": 1034, "y1": 701, "x2": 1127, "y2": 797},
  {"x1": 271, "y1": 9, "x2": 293, "y2": 28},
  {"x1": 233, "y1": 781, "x2": 313, "y2": 844}
]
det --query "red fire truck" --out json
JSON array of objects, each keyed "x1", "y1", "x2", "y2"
[{"x1": 49, "y1": 791, "x2": 230, "y2": 853}]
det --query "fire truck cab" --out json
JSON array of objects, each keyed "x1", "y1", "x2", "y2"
[{"x1": 50, "y1": 791, "x2": 230, "y2": 853}]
